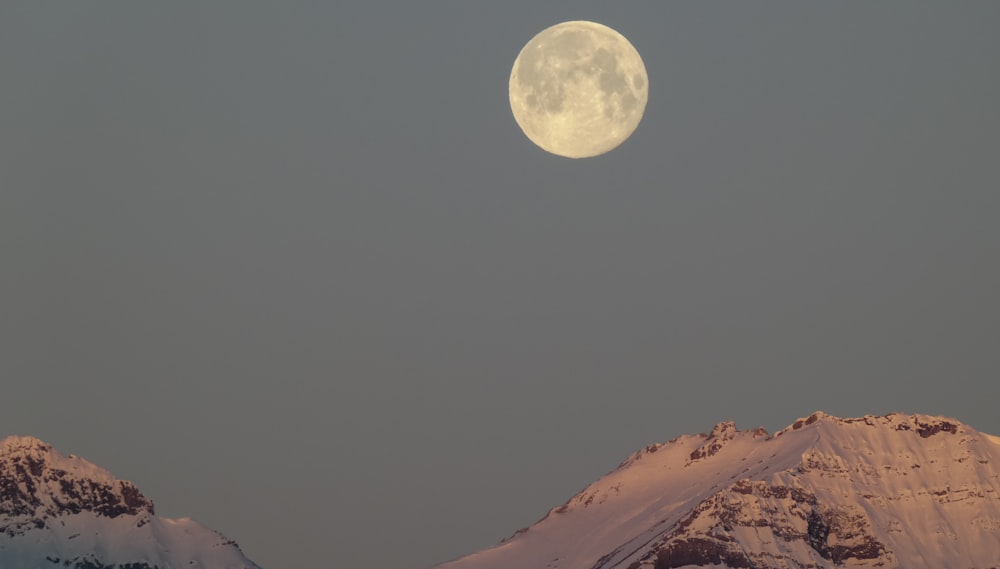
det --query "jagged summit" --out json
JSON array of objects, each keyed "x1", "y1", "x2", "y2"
[
  {"x1": 436, "y1": 411, "x2": 1000, "y2": 569},
  {"x1": 0, "y1": 436, "x2": 60, "y2": 465},
  {"x1": 0, "y1": 434, "x2": 154, "y2": 535},
  {"x1": 0, "y1": 435, "x2": 51, "y2": 451},
  {"x1": 0, "y1": 435, "x2": 259, "y2": 569}
]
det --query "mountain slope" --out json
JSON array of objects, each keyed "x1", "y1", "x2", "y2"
[
  {"x1": 0, "y1": 435, "x2": 260, "y2": 569},
  {"x1": 435, "y1": 412, "x2": 1000, "y2": 569}
]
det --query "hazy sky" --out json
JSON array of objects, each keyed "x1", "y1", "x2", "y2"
[{"x1": 2, "y1": 3, "x2": 999, "y2": 568}]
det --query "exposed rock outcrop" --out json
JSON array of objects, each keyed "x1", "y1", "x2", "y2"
[{"x1": 1, "y1": 437, "x2": 154, "y2": 537}]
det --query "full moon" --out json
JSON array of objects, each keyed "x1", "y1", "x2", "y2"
[{"x1": 509, "y1": 21, "x2": 648, "y2": 159}]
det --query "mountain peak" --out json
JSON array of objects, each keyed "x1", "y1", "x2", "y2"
[
  {"x1": 0, "y1": 435, "x2": 154, "y2": 536},
  {"x1": 0, "y1": 435, "x2": 52, "y2": 455},
  {"x1": 0, "y1": 435, "x2": 260, "y2": 569},
  {"x1": 437, "y1": 411, "x2": 1000, "y2": 569},
  {"x1": 708, "y1": 420, "x2": 736, "y2": 438}
]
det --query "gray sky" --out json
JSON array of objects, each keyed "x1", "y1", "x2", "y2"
[{"x1": 2, "y1": 3, "x2": 999, "y2": 568}]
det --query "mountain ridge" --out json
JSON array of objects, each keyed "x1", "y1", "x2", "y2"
[
  {"x1": 435, "y1": 411, "x2": 1000, "y2": 569},
  {"x1": 0, "y1": 434, "x2": 260, "y2": 569}
]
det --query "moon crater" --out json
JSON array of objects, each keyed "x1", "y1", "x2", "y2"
[{"x1": 509, "y1": 21, "x2": 648, "y2": 158}]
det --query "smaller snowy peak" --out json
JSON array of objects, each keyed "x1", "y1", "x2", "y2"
[
  {"x1": 0, "y1": 436, "x2": 261, "y2": 569},
  {"x1": 0, "y1": 435, "x2": 154, "y2": 537},
  {"x1": 781, "y1": 410, "x2": 832, "y2": 432},
  {"x1": 689, "y1": 421, "x2": 768, "y2": 462}
]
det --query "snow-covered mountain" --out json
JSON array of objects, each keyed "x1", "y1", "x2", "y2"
[
  {"x1": 0, "y1": 435, "x2": 260, "y2": 569},
  {"x1": 435, "y1": 412, "x2": 1000, "y2": 569}
]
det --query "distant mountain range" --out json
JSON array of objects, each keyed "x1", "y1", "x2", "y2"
[
  {"x1": 0, "y1": 435, "x2": 259, "y2": 569},
  {"x1": 434, "y1": 412, "x2": 1000, "y2": 569}
]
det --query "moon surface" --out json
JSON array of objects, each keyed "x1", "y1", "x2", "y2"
[{"x1": 509, "y1": 21, "x2": 649, "y2": 159}]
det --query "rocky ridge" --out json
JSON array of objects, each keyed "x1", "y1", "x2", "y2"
[
  {"x1": 435, "y1": 412, "x2": 1000, "y2": 569},
  {"x1": 0, "y1": 436, "x2": 154, "y2": 538},
  {"x1": 0, "y1": 435, "x2": 260, "y2": 569}
]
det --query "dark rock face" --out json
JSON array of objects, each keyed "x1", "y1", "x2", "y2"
[
  {"x1": 50, "y1": 477, "x2": 151, "y2": 518},
  {"x1": 805, "y1": 505, "x2": 887, "y2": 564},
  {"x1": 652, "y1": 538, "x2": 752, "y2": 569},
  {"x1": 915, "y1": 419, "x2": 958, "y2": 438},
  {"x1": 635, "y1": 480, "x2": 890, "y2": 569},
  {"x1": 0, "y1": 437, "x2": 154, "y2": 537},
  {"x1": 46, "y1": 557, "x2": 159, "y2": 569}
]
